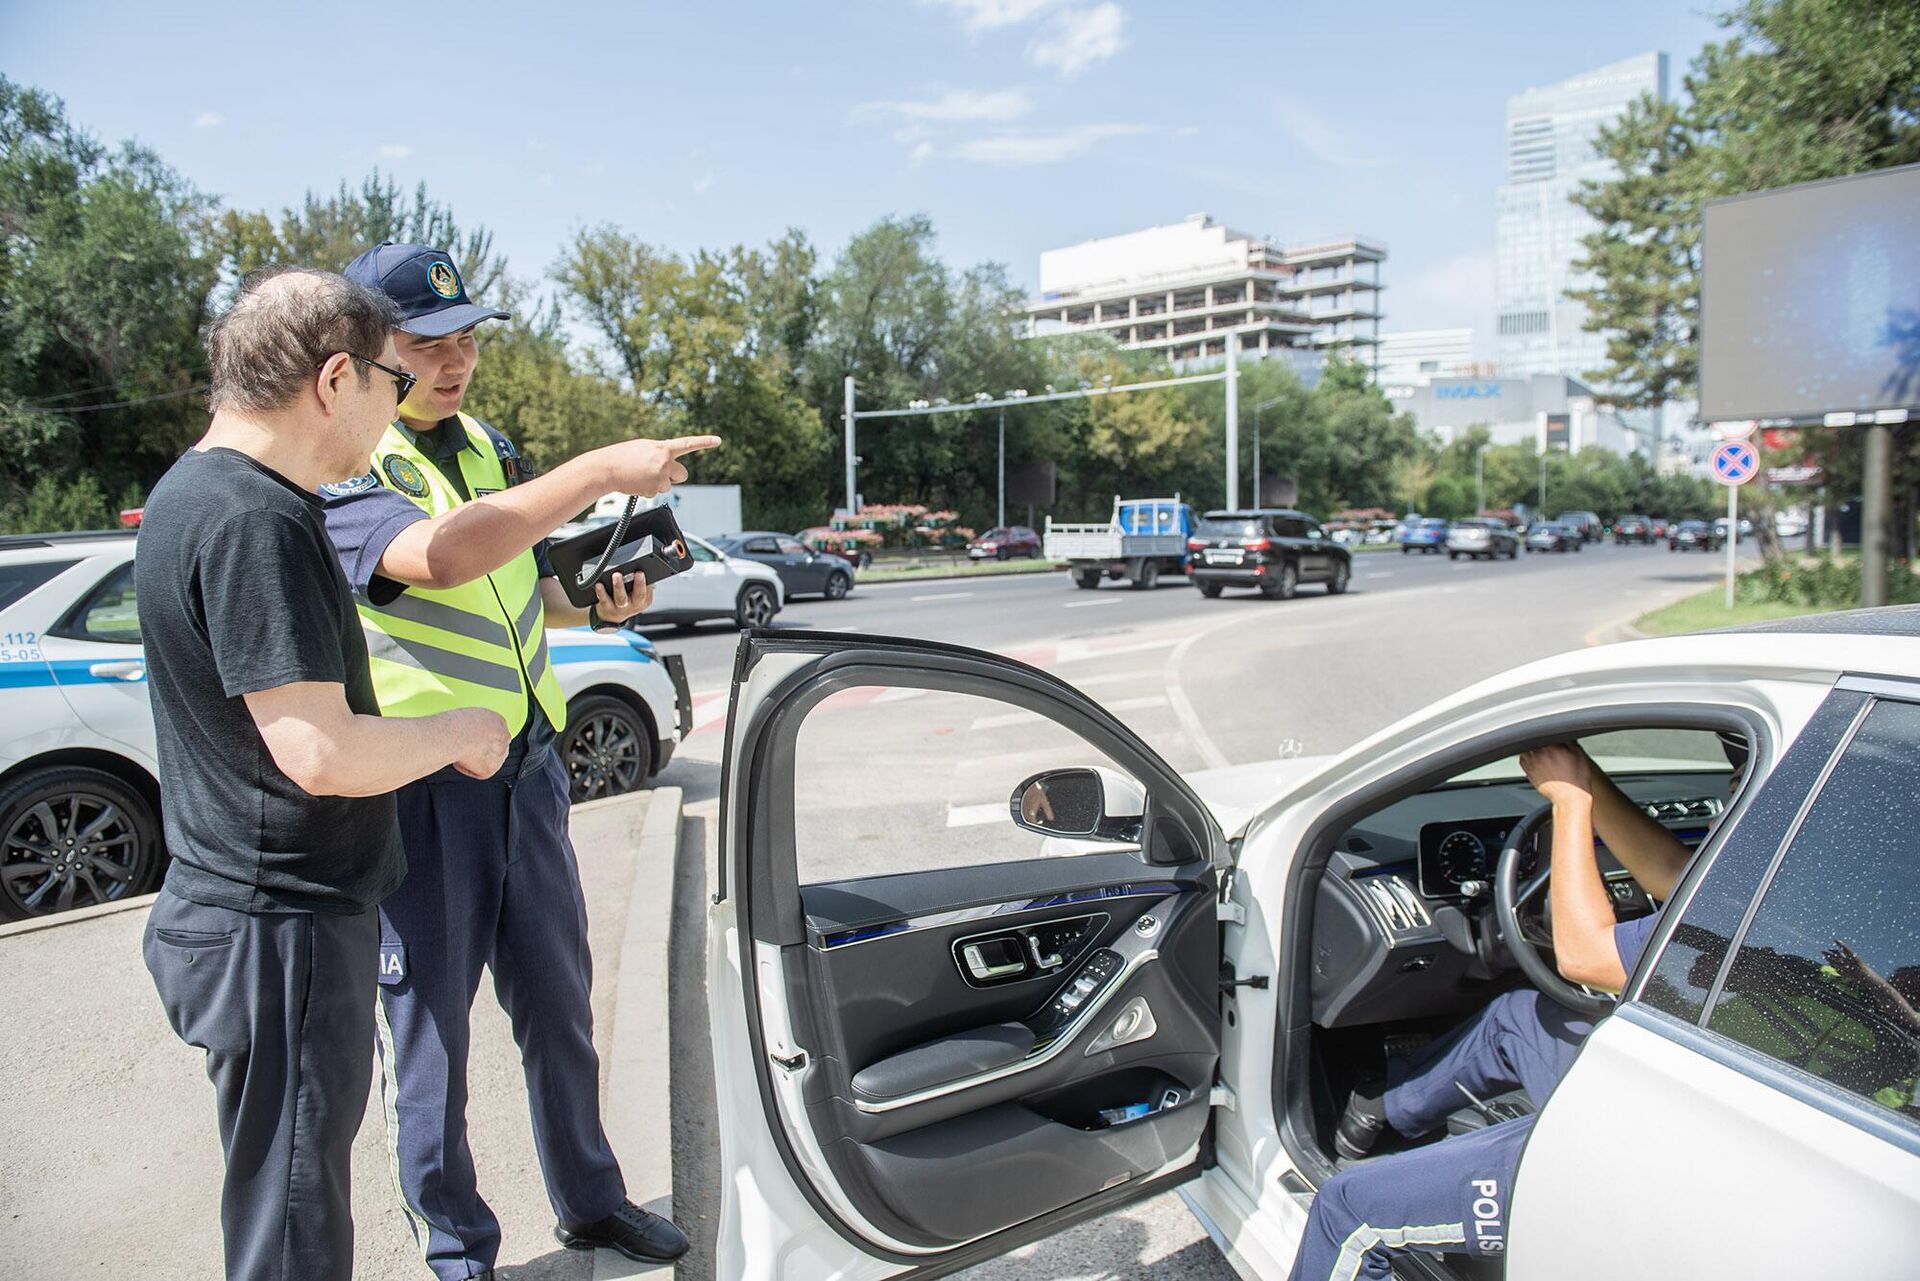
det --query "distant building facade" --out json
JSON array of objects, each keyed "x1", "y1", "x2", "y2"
[
  {"x1": 1392, "y1": 374, "x2": 1646, "y2": 456},
  {"x1": 1019, "y1": 214, "x2": 1386, "y2": 373},
  {"x1": 1495, "y1": 52, "x2": 1668, "y2": 380},
  {"x1": 1376, "y1": 329, "x2": 1481, "y2": 387}
]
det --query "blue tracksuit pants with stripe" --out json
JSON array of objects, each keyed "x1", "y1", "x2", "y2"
[
  {"x1": 373, "y1": 745, "x2": 625, "y2": 1280},
  {"x1": 1289, "y1": 989, "x2": 1592, "y2": 1280}
]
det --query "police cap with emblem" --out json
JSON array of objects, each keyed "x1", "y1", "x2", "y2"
[{"x1": 342, "y1": 242, "x2": 509, "y2": 338}]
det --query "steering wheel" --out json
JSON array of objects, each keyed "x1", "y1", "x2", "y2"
[{"x1": 1494, "y1": 802, "x2": 1616, "y2": 1017}]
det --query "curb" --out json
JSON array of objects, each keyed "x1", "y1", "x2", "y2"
[
  {"x1": 857, "y1": 562, "x2": 1065, "y2": 587},
  {"x1": 0, "y1": 890, "x2": 156, "y2": 941},
  {"x1": 596, "y1": 785, "x2": 684, "y2": 1279}
]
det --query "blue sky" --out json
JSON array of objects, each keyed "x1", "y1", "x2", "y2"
[{"x1": 5, "y1": 1, "x2": 1725, "y2": 355}]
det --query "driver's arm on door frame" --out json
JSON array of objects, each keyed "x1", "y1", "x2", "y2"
[{"x1": 1521, "y1": 746, "x2": 1630, "y2": 993}]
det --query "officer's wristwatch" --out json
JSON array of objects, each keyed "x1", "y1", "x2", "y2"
[{"x1": 588, "y1": 604, "x2": 619, "y2": 634}]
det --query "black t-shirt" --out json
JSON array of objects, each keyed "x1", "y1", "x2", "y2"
[{"x1": 136, "y1": 447, "x2": 405, "y2": 914}]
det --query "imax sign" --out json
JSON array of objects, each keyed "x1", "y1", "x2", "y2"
[{"x1": 1435, "y1": 382, "x2": 1504, "y2": 400}]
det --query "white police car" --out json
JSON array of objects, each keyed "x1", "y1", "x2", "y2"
[
  {"x1": 702, "y1": 613, "x2": 1920, "y2": 1279},
  {"x1": 0, "y1": 531, "x2": 690, "y2": 921}
]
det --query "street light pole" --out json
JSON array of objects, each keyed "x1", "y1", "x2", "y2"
[
  {"x1": 1475, "y1": 444, "x2": 1487, "y2": 516},
  {"x1": 1224, "y1": 330, "x2": 1241, "y2": 510},
  {"x1": 997, "y1": 408, "x2": 1006, "y2": 531},
  {"x1": 843, "y1": 375, "x2": 857, "y2": 516}
]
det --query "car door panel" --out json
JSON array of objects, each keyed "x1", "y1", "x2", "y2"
[{"x1": 712, "y1": 631, "x2": 1227, "y2": 1275}]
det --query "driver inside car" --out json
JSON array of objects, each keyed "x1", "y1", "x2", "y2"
[{"x1": 1286, "y1": 736, "x2": 1741, "y2": 1281}]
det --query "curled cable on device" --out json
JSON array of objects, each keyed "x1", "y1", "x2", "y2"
[{"x1": 578, "y1": 495, "x2": 640, "y2": 590}]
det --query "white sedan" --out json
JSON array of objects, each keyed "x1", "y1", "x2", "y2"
[
  {"x1": 553, "y1": 520, "x2": 786, "y2": 631},
  {"x1": 702, "y1": 611, "x2": 1920, "y2": 1279},
  {"x1": 0, "y1": 531, "x2": 689, "y2": 920}
]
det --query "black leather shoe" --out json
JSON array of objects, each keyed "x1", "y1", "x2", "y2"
[
  {"x1": 1333, "y1": 1081, "x2": 1388, "y2": 1162},
  {"x1": 555, "y1": 1200, "x2": 690, "y2": 1263}
]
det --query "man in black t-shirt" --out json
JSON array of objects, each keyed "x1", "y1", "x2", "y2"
[{"x1": 137, "y1": 268, "x2": 512, "y2": 1281}]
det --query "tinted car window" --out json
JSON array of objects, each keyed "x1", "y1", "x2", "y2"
[
  {"x1": 67, "y1": 563, "x2": 141, "y2": 644},
  {"x1": 1273, "y1": 517, "x2": 1308, "y2": 538},
  {"x1": 1199, "y1": 518, "x2": 1263, "y2": 539},
  {"x1": 687, "y1": 539, "x2": 720, "y2": 563},
  {"x1": 743, "y1": 537, "x2": 780, "y2": 555},
  {"x1": 1704, "y1": 697, "x2": 1920, "y2": 1125},
  {"x1": 776, "y1": 536, "x2": 808, "y2": 556},
  {"x1": 0, "y1": 559, "x2": 79, "y2": 612}
]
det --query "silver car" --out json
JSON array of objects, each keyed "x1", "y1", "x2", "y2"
[{"x1": 1446, "y1": 517, "x2": 1519, "y2": 561}]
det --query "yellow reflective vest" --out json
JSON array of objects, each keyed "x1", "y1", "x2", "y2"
[{"x1": 357, "y1": 413, "x2": 567, "y2": 735}]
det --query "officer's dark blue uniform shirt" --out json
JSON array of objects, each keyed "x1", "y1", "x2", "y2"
[
  {"x1": 321, "y1": 416, "x2": 556, "y2": 757},
  {"x1": 1613, "y1": 912, "x2": 1661, "y2": 975}
]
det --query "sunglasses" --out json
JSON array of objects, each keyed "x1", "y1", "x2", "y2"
[{"x1": 347, "y1": 353, "x2": 419, "y2": 403}]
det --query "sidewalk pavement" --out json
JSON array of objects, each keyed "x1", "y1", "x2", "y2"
[{"x1": 0, "y1": 786, "x2": 683, "y2": 1281}]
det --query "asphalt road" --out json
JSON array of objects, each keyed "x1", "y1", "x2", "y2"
[{"x1": 654, "y1": 542, "x2": 1735, "y2": 1280}]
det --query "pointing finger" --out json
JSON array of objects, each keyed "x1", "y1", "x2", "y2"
[{"x1": 665, "y1": 435, "x2": 723, "y2": 457}]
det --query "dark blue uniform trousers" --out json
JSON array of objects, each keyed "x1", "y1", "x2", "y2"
[
  {"x1": 1289, "y1": 990, "x2": 1594, "y2": 1281},
  {"x1": 144, "y1": 887, "x2": 378, "y2": 1281},
  {"x1": 373, "y1": 747, "x2": 625, "y2": 1280}
]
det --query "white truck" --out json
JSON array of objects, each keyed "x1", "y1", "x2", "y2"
[
  {"x1": 594, "y1": 483, "x2": 742, "y2": 539},
  {"x1": 1043, "y1": 495, "x2": 1196, "y2": 590}
]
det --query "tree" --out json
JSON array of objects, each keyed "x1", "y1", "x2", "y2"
[
  {"x1": 217, "y1": 173, "x2": 504, "y2": 297},
  {"x1": 1571, "y1": 0, "x2": 1920, "y2": 408},
  {"x1": 0, "y1": 78, "x2": 218, "y2": 530}
]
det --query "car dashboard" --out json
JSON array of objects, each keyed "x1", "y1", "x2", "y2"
[{"x1": 1310, "y1": 771, "x2": 1731, "y2": 1027}]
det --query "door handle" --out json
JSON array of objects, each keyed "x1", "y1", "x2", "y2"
[
  {"x1": 88, "y1": 660, "x2": 145, "y2": 681},
  {"x1": 961, "y1": 941, "x2": 1029, "y2": 982}
]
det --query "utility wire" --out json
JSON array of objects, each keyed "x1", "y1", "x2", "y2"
[{"x1": 10, "y1": 384, "x2": 211, "y2": 414}]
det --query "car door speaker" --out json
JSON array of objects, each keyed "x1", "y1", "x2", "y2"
[{"x1": 1085, "y1": 996, "x2": 1157, "y2": 1055}]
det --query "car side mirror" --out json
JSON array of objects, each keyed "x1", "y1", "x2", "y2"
[{"x1": 1008, "y1": 767, "x2": 1146, "y2": 842}]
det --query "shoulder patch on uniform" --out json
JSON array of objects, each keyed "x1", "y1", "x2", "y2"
[
  {"x1": 319, "y1": 471, "x2": 381, "y2": 500},
  {"x1": 382, "y1": 455, "x2": 429, "y2": 497}
]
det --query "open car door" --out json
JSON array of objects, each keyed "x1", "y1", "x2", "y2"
[{"x1": 707, "y1": 631, "x2": 1231, "y2": 1278}]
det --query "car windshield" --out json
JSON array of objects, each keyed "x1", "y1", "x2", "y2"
[
  {"x1": 980, "y1": 528, "x2": 1009, "y2": 539},
  {"x1": 1452, "y1": 728, "x2": 1736, "y2": 784},
  {"x1": 1421, "y1": 520, "x2": 1448, "y2": 530},
  {"x1": 1199, "y1": 518, "x2": 1263, "y2": 538}
]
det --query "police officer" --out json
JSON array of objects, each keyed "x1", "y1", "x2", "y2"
[
  {"x1": 323, "y1": 243, "x2": 716, "y2": 1277},
  {"x1": 1287, "y1": 741, "x2": 1708, "y2": 1280}
]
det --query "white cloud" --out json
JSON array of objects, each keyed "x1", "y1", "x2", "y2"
[
  {"x1": 692, "y1": 170, "x2": 715, "y2": 193},
  {"x1": 918, "y1": 0, "x2": 1060, "y2": 33},
  {"x1": 192, "y1": 111, "x2": 223, "y2": 129},
  {"x1": 1272, "y1": 96, "x2": 1376, "y2": 169},
  {"x1": 854, "y1": 87, "x2": 1033, "y2": 124},
  {"x1": 1392, "y1": 250, "x2": 1497, "y2": 344},
  {"x1": 952, "y1": 122, "x2": 1148, "y2": 165},
  {"x1": 1029, "y1": 4, "x2": 1125, "y2": 78},
  {"x1": 375, "y1": 143, "x2": 413, "y2": 160},
  {"x1": 908, "y1": 140, "x2": 936, "y2": 166}
]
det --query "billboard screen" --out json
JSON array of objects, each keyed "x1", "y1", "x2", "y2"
[{"x1": 1700, "y1": 163, "x2": 1920, "y2": 424}]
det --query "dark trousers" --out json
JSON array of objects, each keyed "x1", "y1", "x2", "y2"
[
  {"x1": 1289, "y1": 990, "x2": 1593, "y2": 1281},
  {"x1": 1384, "y1": 988, "x2": 1592, "y2": 1137},
  {"x1": 143, "y1": 887, "x2": 378, "y2": 1281},
  {"x1": 374, "y1": 747, "x2": 624, "y2": 1280}
]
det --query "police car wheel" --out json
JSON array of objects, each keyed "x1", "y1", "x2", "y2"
[
  {"x1": 0, "y1": 766, "x2": 160, "y2": 921},
  {"x1": 561, "y1": 696, "x2": 653, "y2": 803}
]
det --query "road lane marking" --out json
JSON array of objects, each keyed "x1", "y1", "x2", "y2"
[
  {"x1": 946, "y1": 801, "x2": 1010, "y2": 828},
  {"x1": 1050, "y1": 636, "x2": 1180, "y2": 664},
  {"x1": 1064, "y1": 598, "x2": 1122, "y2": 608},
  {"x1": 1365, "y1": 571, "x2": 1393, "y2": 579},
  {"x1": 970, "y1": 693, "x2": 1169, "y2": 730},
  {"x1": 1057, "y1": 669, "x2": 1160, "y2": 689},
  {"x1": 910, "y1": 591, "x2": 975, "y2": 601}
]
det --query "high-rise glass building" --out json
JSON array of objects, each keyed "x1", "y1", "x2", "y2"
[{"x1": 1495, "y1": 52, "x2": 1668, "y2": 381}]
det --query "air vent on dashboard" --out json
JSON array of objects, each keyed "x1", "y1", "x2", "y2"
[
  {"x1": 1643, "y1": 797, "x2": 1724, "y2": 822},
  {"x1": 1356, "y1": 875, "x2": 1432, "y2": 935}
]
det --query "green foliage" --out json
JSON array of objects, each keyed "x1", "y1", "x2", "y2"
[
  {"x1": 216, "y1": 172, "x2": 504, "y2": 298},
  {"x1": 0, "y1": 473, "x2": 141, "y2": 535},
  {"x1": 0, "y1": 77, "x2": 217, "y2": 509},
  {"x1": 1739, "y1": 554, "x2": 1920, "y2": 607},
  {"x1": 1571, "y1": 0, "x2": 1920, "y2": 407}
]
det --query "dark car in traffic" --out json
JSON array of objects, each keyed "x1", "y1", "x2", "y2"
[
  {"x1": 1669, "y1": 519, "x2": 1724, "y2": 552},
  {"x1": 1613, "y1": 514, "x2": 1654, "y2": 544},
  {"x1": 966, "y1": 526, "x2": 1043, "y2": 560},
  {"x1": 1187, "y1": 509, "x2": 1351, "y2": 599},
  {"x1": 1445, "y1": 517, "x2": 1519, "y2": 560},
  {"x1": 1556, "y1": 510, "x2": 1603, "y2": 544},
  {"x1": 1525, "y1": 522, "x2": 1580, "y2": 553},
  {"x1": 1399, "y1": 517, "x2": 1450, "y2": 554},
  {"x1": 710, "y1": 531, "x2": 856, "y2": 599}
]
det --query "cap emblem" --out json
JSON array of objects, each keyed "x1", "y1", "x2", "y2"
[{"x1": 427, "y1": 261, "x2": 460, "y2": 300}]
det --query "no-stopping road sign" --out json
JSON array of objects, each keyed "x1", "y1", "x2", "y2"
[{"x1": 1712, "y1": 440, "x2": 1758, "y2": 486}]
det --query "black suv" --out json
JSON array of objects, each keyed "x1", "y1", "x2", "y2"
[{"x1": 1187, "y1": 509, "x2": 1352, "y2": 600}]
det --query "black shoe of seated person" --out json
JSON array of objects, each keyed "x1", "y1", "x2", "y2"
[
  {"x1": 555, "y1": 1200, "x2": 691, "y2": 1263},
  {"x1": 1334, "y1": 1079, "x2": 1389, "y2": 1162}
]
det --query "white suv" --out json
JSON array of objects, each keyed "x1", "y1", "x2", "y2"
[{"x1": 0, "y1": 531, "x2": 690, "y2": 921}]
